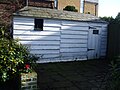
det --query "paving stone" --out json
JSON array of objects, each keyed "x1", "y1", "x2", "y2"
[
  {"x1": 36, "y1": 60, "x2": 109, "y2": 90},
  {"x1": 50, "y1": 75, "x2": 67, "y2": 82},
  {"x1": 51, "y1": 81, "x2": 74, "y2": 88},
  {"x1": 91, "y1": 88, "x2": 99, "y2": 90},
  {"x1": 65, "y1": 86, "x2": 80, "y2": 90}
]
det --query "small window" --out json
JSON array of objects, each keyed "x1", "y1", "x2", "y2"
[
  {"x1": 93, "y1": 30, "x2": 99, "y2": 34},
  {"x1": 86, "y1": 12, "x2": 90, "y2": 14},
  {"x1": 34, "y1": 19, "x2": 43, "y2": 31},
  {"x1": 87, "y1": 12, "x2": 90, "y2": 14}
]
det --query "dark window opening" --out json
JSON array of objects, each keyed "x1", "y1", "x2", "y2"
[
  {"x1": 85, "y1": 12, "x2": 90, "y2": 14},
  {"x1": 87, "y1": 12, "x2": 90, "y2": 14},
  {"x1": 34, "y1": 19, "x2": 43, "y2": 31},
  {"x1": 93, "y1": 30, "x2": 99, "y2": 34}
]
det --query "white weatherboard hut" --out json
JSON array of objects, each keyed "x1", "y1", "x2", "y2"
[{"x1": 13, "y1": 6, "x2": 108, "y2": 63}]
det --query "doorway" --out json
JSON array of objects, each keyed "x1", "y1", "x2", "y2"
[{"x1": 88, "y1": 29, "x2": 100, "y2": 59}]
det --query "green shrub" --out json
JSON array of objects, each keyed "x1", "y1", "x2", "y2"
[
  {"x1": 106, "y1": 56, "x2": 120, "y2": 90},
  {"x1": 63, "y1": 5, "x2": 78, "y2": 12},
  {"x1": 0, "y1": 27, "x2": 38, "y2": 82}
]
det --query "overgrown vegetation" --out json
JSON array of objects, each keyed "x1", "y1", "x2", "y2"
[
  {"x1": 0, "y1": 27, "x2": 38, "y2": 82},
  {"x1": 63, "y1": 5, "x2": 78, "y2": 12},
  {"x1": 105, "y1": 56, "x2": 120, "y2": 90},
  {"x1": 101, "y1": 13, "x2": 120, "y2": 90}
]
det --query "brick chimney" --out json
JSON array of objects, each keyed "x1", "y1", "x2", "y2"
[{"x1": 83, "y1": 0, "x2": 98, "y2": 16}]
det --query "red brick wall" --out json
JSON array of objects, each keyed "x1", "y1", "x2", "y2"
[
  {"x1": 28, "y1": 1, "x2": 54, "y2": 8},
  {"x1": 0, "y1": 1, "x2": 25, "y2": 26}
]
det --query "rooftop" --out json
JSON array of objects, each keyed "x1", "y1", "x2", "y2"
[{"x1": 13, "y1": 6, "x2": 104, "y2": 22}]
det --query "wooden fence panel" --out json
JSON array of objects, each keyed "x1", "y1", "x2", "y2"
[{"x1": 107, "y1": 23, "x2": 120, "y2": 59}]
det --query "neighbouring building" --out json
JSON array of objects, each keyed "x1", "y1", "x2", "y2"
[
  {"x1": 27, "y1": 0, "x2": 98, "y2": 16},
  {"x1": 83, "y1": 0, "x2": 98, "y2": 16},
  {"x1": 28, "y1": 0, "x2": 55, "y2": 9},
  {"x1": 13, "y1": 6, "x2": 108, "y2": 63},
  {"x1": 56, "y1": 0, "x2": 80, "y2": 12}
]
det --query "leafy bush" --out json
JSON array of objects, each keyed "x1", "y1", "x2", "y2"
[
  {"x1": 63, "y1": 5, "x2": 78, "y2": 12},
  {"x1": 0, "y1": 27, "x2": 38, "y2": 82},
  {"x1": 106, "y1": 56, "x2": 120, "y2": 90}
]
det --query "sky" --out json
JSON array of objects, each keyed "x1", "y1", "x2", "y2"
[{"x1": 98, "y1": 0, "x2": 120, "y2": 18}]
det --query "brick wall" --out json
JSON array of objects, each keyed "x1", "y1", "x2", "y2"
[
  {"x1": 21, "y1": 72, "x2": 37, "y2": 90},
  {"x1": 83, "y1": 2, "x2": 98, "y2": 16},
  {"x1": 28, "y1": 0, "x2": 54, "y2": 9},
  {"x1": 0, "y1": 1, "x2": 25, "y2": 26},
  {"x1": 57, "y1": 0, "x2": 80, "y2": 12}
]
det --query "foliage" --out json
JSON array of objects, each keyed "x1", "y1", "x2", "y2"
[
  {"x1": 0, "y1": 27, "x2": 38, "y2": 82},
  {"x1": 100, "y1": 12, "x2": 120, "y2": 60},
  {"x1": 100, "y1": 13, "x2": 120, "y2": 89},
  {"x1": 115, "y1": 12, "x2": 120, "y2": 21},
  {"x1": 106, "y1": 56, "x2": 120, "y2": 90},
  {"x1": 63, "y1": 5, "x2": 78, "y2": 12},
  {"x1": 100, "y1": 16, "x2": 114, "y2": 23}
]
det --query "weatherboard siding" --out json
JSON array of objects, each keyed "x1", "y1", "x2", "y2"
[
  {"x1": 13, "y1": 17, "x2": 108, "y2": 62},
  {"x1": 13, "y1": 17, "x2": 61, "y2": 62},
  {"x1": 100, "y1": 26, "x2": 108, "y2": 57},
  {"x1": 60, "y1": 21, "x2": 89, "y2": 60}
]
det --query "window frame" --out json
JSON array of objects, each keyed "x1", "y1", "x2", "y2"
[{"x1": 34, "y1": 18, "x2": 43, "y2": 31}]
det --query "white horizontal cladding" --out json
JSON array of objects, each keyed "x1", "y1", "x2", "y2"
[
  {"x1": 101, "y1": 35, "x2": 107, "y2": 38},
  {"x1": 30, "y1": 49, "x2": 59, "y2": 54},
  {"x1": 14, "y1": 24, "x2": 34, "y2": 30},
  {"x1": 13, "y1": 17, "x2": 34, "y2": 25},
  {"x1": 101, "y1": 38, "x2": 107, "y2": 42},
  {"x1": 61, "y1": 43, "x2": 87, "y2": 48},
  {"x1": 14, "y1": 35, "x2": 60, "y2": 40},
  {"x1": 61, "y1": 26, "x2": 88, "y2": 30},
  {"x1": 89, "y1": 23, "x2": 102, "y2": 27},
  {"x1": 101, "y1": 43, "x2": 107, "y2": 48},
  {"x1": 101, "y1": 42, "x2": 107, "y2": 46},
  {"x1": 101, "y1": 31, "x2": 107, "y2": 36},
  {"x1": 13, "y1": 17, "x2": 34, "y2": 30},
  {"x1": 61, "y1": 39, "x2": 87, "y2": 44},
  {"x1": 60, "y1": 56, "x2": 87, "y2": 61},
  {"x1": 100, "y1": 52, "x2": 106, "y2": 56},
  {"x1": 60, "y1": 48, "x2": 87, "y2": 52},
  {"x1": 61, "y1": 52, "x2": 87, "y2": 56},
  {"x1": 61, "y1": 34, "x2": 88, "y2": 39},
  {"x1": 37, "y1": 57, "x2": 87, "y2": 63},
  {"x1": 43, "y1": 27, "x2": 60, "y2": 31},
  {"x1": 62, "y1": 21, "x2": 89, "y2": 26},
  {"x1": 101, "y1": 46, "x2": 107, "y2": 50},
  {"x1": 102, "y1": 27, "x2": 108, "y2": 30},
  {"x1": 37, "y1": 54, "x2": 60, "y2": 59},
  {"x1": 101, "y1": 24, "x2": 108, "y2": 27},
  {"x1": 37, "y1": 59, "x2": 61, "y2": 63},
  {"x1": 14, "y1": 30, "x2": 60, "y2": 36},
  {"x1": 19, "y1": 40, "x2": 60, "y2": 45},
  {"x1": 44, "y1": 19, "x2": 61, "y2": 27},
  {"x1": 30, "y1": 45, "x2": 59, "y2": 50},
  {"x1": 100, "y1": 25, "x2": 107, "y2": 57},
  {"x1": 100, "y1": 50, "x2": 106, "y2": 56},
  {"x1": 61, "y1": 30, "x2": 88, "y2": 35},
  {"x1": 14, "y1": 17, "x2": 34, "y2": 21}
]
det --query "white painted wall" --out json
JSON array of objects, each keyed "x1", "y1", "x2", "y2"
[
  {"x1": 13, "y1": 16, "x2": 108, "y2": 63},
  {"x1": 88, "y1": 23, "x2": 108, "y2": 58}
]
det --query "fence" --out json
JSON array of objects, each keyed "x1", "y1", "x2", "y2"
[{"x1": 107, "y1": 21, "x2": 120, "y2": 59}]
